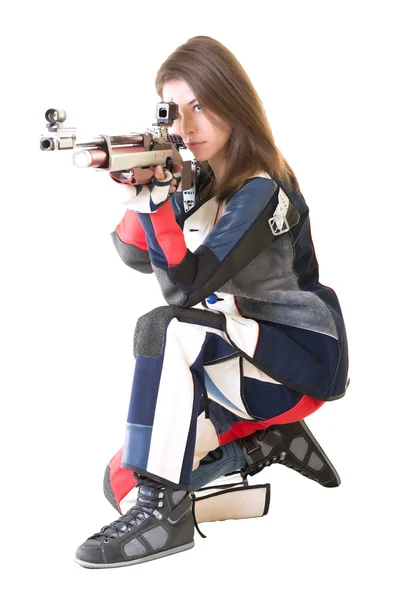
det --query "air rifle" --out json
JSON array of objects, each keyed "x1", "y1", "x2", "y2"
[{"x1": 40, "y1": 103, "x2": 197, "y2": 211}]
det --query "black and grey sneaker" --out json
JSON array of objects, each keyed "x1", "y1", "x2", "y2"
[
  {"x1": 236, "y1": 419, "x2": 341, "y2": 488},
  {"x1": 75, "y1": 475, "x2": 194, "y2": 569}
]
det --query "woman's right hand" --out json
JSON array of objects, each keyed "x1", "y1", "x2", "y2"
[
  {"x1": 110, "y1": 163, "x2": 183, "y2": 193},
  {"x1": 152, "y1": 163, "x2": 183, "y2": 195},
  {"x1": 110, "y1": 163, "x2": 184, "y2": 213}
]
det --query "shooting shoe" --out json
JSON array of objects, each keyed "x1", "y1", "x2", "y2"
[
  {"x1": 235, "y1": 419, "x2": 341, "y2": 487},
  {"x1": 75, "y1": 475, "x2": 194, "y2": 569}
]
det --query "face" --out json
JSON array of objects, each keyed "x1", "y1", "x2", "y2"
[{"x1": 162, "y1": 79, "x2": 232, "y2": 171}]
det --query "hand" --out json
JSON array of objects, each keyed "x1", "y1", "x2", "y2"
[
  {"x1": 152, "y1": 163, "x2": 183, "y2": 196},
  {"x1": 115, "y1": 163, "x2": 183, "y2": 213}
]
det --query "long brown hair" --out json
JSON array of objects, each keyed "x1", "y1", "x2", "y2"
[{"x1": 155, "y1": 36, "x2": 302, "y2": 202}]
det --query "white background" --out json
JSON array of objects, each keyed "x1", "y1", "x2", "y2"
[{"x1": 1, "y1": 0, "x2": 399, "y2": 598}]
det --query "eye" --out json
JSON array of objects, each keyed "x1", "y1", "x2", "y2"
[{"x1": 176, "y1": 104, "x2": 202, "y2": 119}]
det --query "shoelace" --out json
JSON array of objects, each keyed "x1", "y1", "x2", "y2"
[
  {"x1": 190, "y1": 493, "x2": 206, "y2": 539},
  {"x1": 89, "y1": 476, "x2": 166, "y2": 542},
  {"x1": 241, "y1": 449, "x2": 321, "y2": 483},
  {"x1": 264, "y1": 451, "x2": 287, "y2": 467},
  {"x1": 90, "y1": 475, "x2": 207, "y2": 542},
  {"x1": 263, "y1": 451, "x2": 320, "y2": 482},
  {"x1": 240, "y1": 450, "x2": 287, "y2": 478}
]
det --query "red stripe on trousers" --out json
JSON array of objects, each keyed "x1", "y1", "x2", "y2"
[{"x1": 109, "y1": 447, "x2": 137, "y2": 512}]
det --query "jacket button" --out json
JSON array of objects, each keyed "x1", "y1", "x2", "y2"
[{"x1": 206, "y1": 294, "x2": 218, "y2": 304}]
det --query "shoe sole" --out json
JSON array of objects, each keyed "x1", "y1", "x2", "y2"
[
  {"x1": 295, "y1": 420, "x2": 341, "y2": 487},
  {"x1": 75, "y1": 541, "x2": 194, "y2": 569}
]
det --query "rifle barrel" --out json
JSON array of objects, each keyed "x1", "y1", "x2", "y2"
[{"x1": 75, "y1": 134, "x2": 144, "y2": 149}]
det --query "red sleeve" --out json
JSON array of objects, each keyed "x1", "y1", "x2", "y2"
[
  {"x1": 149, "y1": 201, "x2": 187, "y2": 266},
  {"x1": 115, "y1": 210, "x2": 148, "y2": 251}
]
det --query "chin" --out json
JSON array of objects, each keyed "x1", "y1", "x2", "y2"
[
  {"x1": 189, "y1": 146, "x2": 206, "y2": 155},
  {"x1": 191, "y1": 147, "x2": 213, "y2": 162}
]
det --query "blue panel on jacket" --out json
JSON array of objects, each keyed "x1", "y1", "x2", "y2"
[
  {"x1": 243, "y1": 378, "x2": 302, "y2": 420},
  {"x1": 254, "y1": 322, "x2": 339, "y2": 398},
  {"x1": 203, "y1": 177, "x2": 278, "y2": 262}
]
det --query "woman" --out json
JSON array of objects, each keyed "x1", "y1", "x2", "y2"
[{"x1": 75, "y1": 36, "x2": 348, "y2": 569}]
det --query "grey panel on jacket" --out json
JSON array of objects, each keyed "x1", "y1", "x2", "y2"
[
  {"x1": 234, "y1": 293, "x2": 338, "y2": 339},
  {"x1": 220, "y1": 235, "x2": 299, "y2": 295},
  {"x1": 220, "y1": 235, "x2": 338, "y2": 339},
  {"x1": 111, "y1": 231, "x2": 153, "y2": 274},
  {"x1": 152, "y1": 266, "x2": 187, "y2": 306}
]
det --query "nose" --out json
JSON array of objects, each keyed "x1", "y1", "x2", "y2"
[
  {"x1": 180, "y1": 114, "x2": 195, "y2": 139},
  {"x1": 169, "y1": 113, "x2": 195, "y2": 140}
]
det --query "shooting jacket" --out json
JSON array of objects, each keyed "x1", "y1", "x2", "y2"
[{"x1": 111, "y1": 168, "x2": 349, "y2": 401}]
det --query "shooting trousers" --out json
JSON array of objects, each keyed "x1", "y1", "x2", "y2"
[{"x1": 122, "y1": 306, "x2": 324, "y2": 490}]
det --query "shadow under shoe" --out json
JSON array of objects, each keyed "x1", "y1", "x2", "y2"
[
  {"x1": 235, "y1": 420, "x2": 341, "y2": 487},
  {"x1": 75, "y1": 476, "x2": 194, "y2": 569}
]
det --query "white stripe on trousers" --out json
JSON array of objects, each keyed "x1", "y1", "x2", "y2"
[{"x1": 145, "y1": 318, "x2": 282, "y2": 485}]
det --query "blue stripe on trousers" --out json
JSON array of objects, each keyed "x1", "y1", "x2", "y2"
[{"x1": 123, "y1": 354, "x2": 165, "y2": 472}]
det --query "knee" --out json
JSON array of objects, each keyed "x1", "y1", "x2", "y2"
[
  {"x1": 133, "y1": 305, "x2": 224, "y2": 358},
  {"x1": 134, "y1": 306, "x2": 188, "y2": 358}
]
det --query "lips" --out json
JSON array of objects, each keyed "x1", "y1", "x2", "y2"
[{"x1": 185, "y1": 142, "x2": 205, "y2": 149}]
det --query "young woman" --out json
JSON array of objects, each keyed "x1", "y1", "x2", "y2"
[{"x1": 75, "y1": 36, "x2": 349, "y2": 569}]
